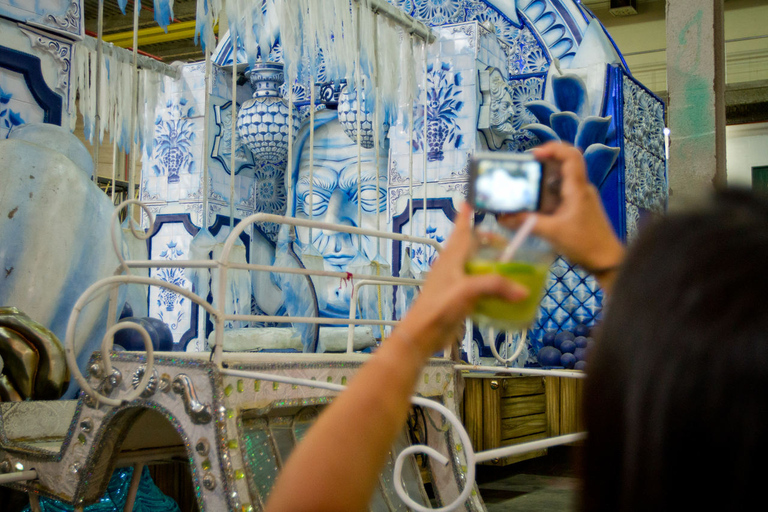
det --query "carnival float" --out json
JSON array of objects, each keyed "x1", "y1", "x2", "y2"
[{"x1": 0, "y1": 0, "x2": 666, "y2": 510}]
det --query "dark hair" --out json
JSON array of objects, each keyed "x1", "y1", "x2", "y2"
[{"x1": 582, "y1": 190, "x2": 768, "y2": 511}]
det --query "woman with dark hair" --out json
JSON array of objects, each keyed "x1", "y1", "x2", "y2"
[{"x1": 581, "y1": 189, "x2": 768, "y2": 511}]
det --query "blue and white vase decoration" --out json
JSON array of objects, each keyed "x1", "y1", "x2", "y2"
[
  {"x1": 412, "y1": 62, "x2": 463, "y2": 162},
  {"x1": 237, "y1": 62, "x2": 299, "y2": 164},
  {"x1": 337, "y1": 83, "x2": 388, "y2": 150}
]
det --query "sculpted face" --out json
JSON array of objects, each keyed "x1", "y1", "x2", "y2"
[{"x1": 292, "y1": 119, "x2": 387, "y2": 314}]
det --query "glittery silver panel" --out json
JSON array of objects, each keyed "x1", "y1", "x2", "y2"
[
  {"x1": 0, "y1": 352, "x2": 226, "y2": 510},
  {"x1": 1, "y1": 352, "x2": 469, "y2": 511}
]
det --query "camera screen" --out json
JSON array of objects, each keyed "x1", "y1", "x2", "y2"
[{"x1": 474, "y1": 158, "x2": 542, "y2": 212}]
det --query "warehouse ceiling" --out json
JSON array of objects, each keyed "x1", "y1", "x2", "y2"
[{"x1": 83, "y1": 0, "x2": 205, "y2": 62}]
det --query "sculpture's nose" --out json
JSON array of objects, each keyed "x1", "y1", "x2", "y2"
[{"x1": 323, "y1": 188, "x2": 354, "y2": 233}]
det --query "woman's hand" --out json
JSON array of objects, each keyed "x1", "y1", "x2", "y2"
[
  {"x1": 399, "y1": 203, "x2": 529, "y2": 359},
  {"x1": 498, "y1": 142, "x2": 625, "y2": 290}
]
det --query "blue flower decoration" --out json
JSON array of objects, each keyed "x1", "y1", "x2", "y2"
[
  {"x1": 523, "y1": 74, "x2": 620, "y2": 189},
  {"x1": 0, "y1": 86, "x2": 11, "y2": 104}
]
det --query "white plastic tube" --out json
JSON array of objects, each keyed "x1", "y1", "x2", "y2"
[
  {"x1": 230, "y1": 47, "x2": 237, "y2": 228},
  {"x1": 92, "y1": 0, "x2": 105, "y2": 183},
  {"x1": 127, "y1": 0, "x2": 140, "y2": 212}
]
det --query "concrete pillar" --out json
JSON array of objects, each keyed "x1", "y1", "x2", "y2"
[{"x1": 666, "y1": 0, "x2": 727, "y2": 205}]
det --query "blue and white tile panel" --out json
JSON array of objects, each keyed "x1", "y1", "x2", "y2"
[
  {"x1": 621, "y1": 71, "x2": 667, "y2": 240},
  {"x1": 148, "y1": 222, "x2": 195, "y2": 347},
  {"x1": 0, "y1": 18, "x2": 71, "y2": 130}
]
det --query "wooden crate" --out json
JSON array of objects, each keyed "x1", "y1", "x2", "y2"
[{"x1": 462, "y1": 374, "x2": 583, "y2": 466}]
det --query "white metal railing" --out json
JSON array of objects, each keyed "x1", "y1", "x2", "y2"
[
  {"x1": 64, "y1": 199, "x2": 438, "y2": 401},
  {"x1": 346, "y1": 279, "x2": 425, "y2": 352}
]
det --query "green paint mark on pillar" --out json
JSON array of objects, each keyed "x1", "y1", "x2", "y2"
[
  {"x1": 681, "y1": 75, "x2": 715, "y2": 135},
  {"x1": 679, "y1": 9, "x2": 704, "y2": 46}
]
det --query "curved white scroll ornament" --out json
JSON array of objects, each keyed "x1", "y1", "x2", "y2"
[
  {"x1": 64, "y1": 274, "x2": 221, "y2": 407},
  {"x1": 489, "y1": 328, "x2": 528, "y2": 367},
  {"x1": 110, "y1": 199, "x2": 155, "y2": 275}
]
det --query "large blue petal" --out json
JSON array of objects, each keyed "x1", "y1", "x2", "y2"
[
  {"x1": 521, "y1": 123, "x2": 561, "y2": 144},
  {"x1": 549, "y1": 112, "x2": 580, "y2": 144},
  {"x1": 583, "y1": 144, "x2": 620, "y2": 189},
  {"x1": 575, "y1": 116, "x2": 612, "y2": 151},
  {"x1": 524, "y1": 100, "x2": 559, "y2": 127},
  {"x1": 552, "y1": 74, "x2": 588, "y2": 117}
]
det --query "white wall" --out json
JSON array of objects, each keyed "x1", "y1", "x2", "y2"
[{"x1": 726, "y1": 122, "x2": 768, "y2": 187}]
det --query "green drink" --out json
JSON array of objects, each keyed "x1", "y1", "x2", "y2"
[{"x1": 466, "y1": 260, "x2": 549, "y2": 331}]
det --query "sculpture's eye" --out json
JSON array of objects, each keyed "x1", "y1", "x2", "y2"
[
  {"x1": 353, "y1": 185, "x2": 386, "y2": 214},
  {"x1": 299, "y1": 190, "x2": 330, "y2": 217}
]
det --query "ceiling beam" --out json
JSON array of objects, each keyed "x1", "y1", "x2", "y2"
[
  {"x1": 84, "y1": 1, "x2": 199, "y2": 34},
  {"x1": 102, "y1": 20, "x2": 217, "y2": 48}
]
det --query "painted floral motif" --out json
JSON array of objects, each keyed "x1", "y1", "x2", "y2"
[
  {"x1": 412, "y1": 62, "x2": 464, "y2": 162},
  {"x1": 252, "y1": 161, "x2": 288, "y2": 243},
  {"x1": 625, "y1": 140, "x2": 666, "y2": 213},
  {"x1": 412, "y1": 225, "x2": 444, "y2": 269},
  {"x1": 0, "y1": 86, "x2": 25, "y2": 139},
  {"x1": 508, "y1": 29, "x2": 549, "y2": 75},
  {"x1": 253, "y1": 163, "x2": 286, "y2": 213},
  {"x1": 623, "y1": 75, "x2": 665, "y2": 159},
  {"x1": 156, "y1": 241, "x2": 188, "y2": 319},
  {"x1": 625, "y1": 202, "x2": 640, "y2": 242},
  {"x1": 152, "y1": 99, "x2": 196, "y2": 183},
  {"x1": 510, "y1": 76, "x2": 544, "y2": 126}
]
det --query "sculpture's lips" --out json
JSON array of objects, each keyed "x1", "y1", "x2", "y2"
[{"x1": 323, "y1": 251, "x2": 356, "y2": 266}]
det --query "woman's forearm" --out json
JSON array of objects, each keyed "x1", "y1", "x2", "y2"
[
  {"x1": 264, "y1": 328, "x2": 432, "y2": 512},
  {"x1": 263, "y1": 204, "x2": 526, "y2": 511}
]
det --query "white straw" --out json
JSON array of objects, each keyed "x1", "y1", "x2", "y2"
[{"x1": 499, "y1": 215, "x2": 537, "y2": 262}]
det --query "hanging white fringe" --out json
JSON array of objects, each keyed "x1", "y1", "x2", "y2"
[
  {"x1": 153, "y1": 0, "x2": 175, "y2": 30},
  {"x1": 195, "y1": 0, "x2": 222, "y2": 52},
  {"x1": 72, "y1": 38, "x2": 172, "y2": 155}
]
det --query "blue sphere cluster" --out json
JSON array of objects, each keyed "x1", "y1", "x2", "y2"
[{"x1": 537, "y1": 324, "x2": 594, "y2": 370}]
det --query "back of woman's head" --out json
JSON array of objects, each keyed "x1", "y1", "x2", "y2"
[{"x1": 582, "y1": 190, "x2": 768, "y2": 511}]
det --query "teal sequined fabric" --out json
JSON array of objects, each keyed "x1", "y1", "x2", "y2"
[{"x1": 24, "y1": 466, "x2": 180, "y2": 512}]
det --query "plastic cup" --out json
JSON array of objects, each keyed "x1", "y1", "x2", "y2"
[{"x1": 466, "y1": 224, "x2": 553, "y2": 332}]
